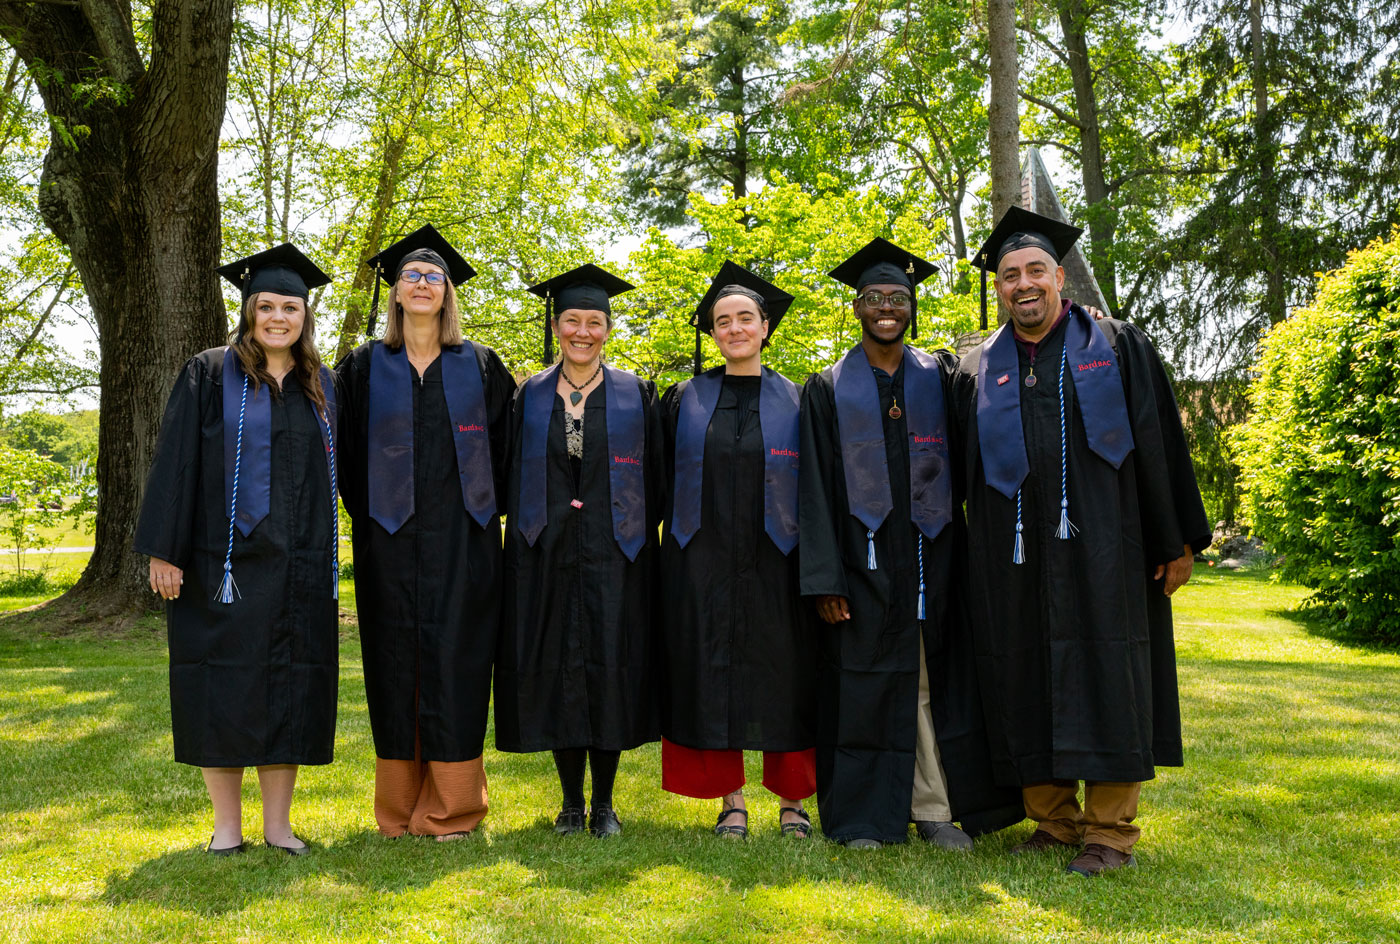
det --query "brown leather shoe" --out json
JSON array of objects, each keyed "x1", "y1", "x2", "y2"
[
  {"x1": 1066, "y1": 842, "x2": 1137, "y2": 876},
  {"x1": 1011, "y1": 829, "x2": 1076, "y2": 854}
]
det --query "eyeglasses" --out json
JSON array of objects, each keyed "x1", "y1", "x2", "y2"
[
  {"x1": 400, "y1": 270, "x2": 446, "y2": 285},
  {"x1": 859, "y1": 291, "x2": 911, "y2": 310}
]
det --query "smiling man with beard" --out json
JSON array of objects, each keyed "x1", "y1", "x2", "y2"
[
  {"x1": 798, "y1": 238, "x2": 1023, "y2": 849},
  {"x1": 950, "y1": 207, "x2": 1211, "y2": 876}
]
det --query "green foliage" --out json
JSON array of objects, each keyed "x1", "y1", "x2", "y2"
[
  {"x1": 1231, "y1": 231, "x2": 1400, "y2": 645},
  {"x1": 0, "y1": 442, "x2": 67, "y2": 574},
  {"x1": 613, "y1": 177, "x2": 978, "y2": 388}
]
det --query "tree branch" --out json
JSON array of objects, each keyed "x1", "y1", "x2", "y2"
[
  {"x1": 11, "y1": 262, "x2": 75, "y2": 361},
  {"x1": 1018, "y1": 89, "x2": 1082, "y2": 129},
  {"x1": 77, "y1": 0, "x2": 143, "y2": 84}
]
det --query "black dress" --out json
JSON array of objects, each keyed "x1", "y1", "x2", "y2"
[
  {"x1": 799, "y1": 350, "x2": 1023, "y2": 843},
  {"x1": 494, "y1": 371, "x2": 665, "y2": 753},
  {"x1": 134, "y1": 348, "x2": 339, "y2": 768},
  {"x1": 659, "y1": 370, "x2": 816, "y2": 752},
  {"x1": 949, "y1": 313, "x2": 1212, "y2": 786},
  {"x1": 335, "y1": 341, "x2": 516, "y2": 762}
]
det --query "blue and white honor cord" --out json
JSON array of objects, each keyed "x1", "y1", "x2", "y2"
[
  {"x1": 1010, "y1": 339, "x2": 1078, "y2": 565},
  {"x1": 916, "y1": 528, "x2": 926, "y2": 620},
  {"x1": 321, "y1": 407, "x2": 339, "y2": 601},
  {"x1": 218, "y1": 375, "x2": 248, "y2": 604}
]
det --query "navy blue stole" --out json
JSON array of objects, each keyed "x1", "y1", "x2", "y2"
[
  {"x1": 670, "y1": 367, "x2": 801, "y2": 555},
  {"x1": 976, "y1": 303, "x2": 1134, "y2": 500},
  {"x1": 830, "y1": 344, "x2": 952, "y2": 543},
  {"x1": 367, "y1": 341, "x2": 495, "y2": 534},
  {"x1": 220, "y1": 348, "x2": 339, "y2": 600},
  {"x1": 517, "y1": 364, "x2": 648, "y2": 561}
]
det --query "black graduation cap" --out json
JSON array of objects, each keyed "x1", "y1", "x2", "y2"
[
  {"x1": 828, "y1": 237, "x2": 937, "y2": 339},
  {"x1": 216, "y1": 243, "x2": 331, "y2": 303},
  {"x1": 688, "y1": 261, "x2": 794, "y2": 375},
  {"x1": 527, "y1": 263, "x2": 635, "y2": 365},
  {"x1": 362, "y1": 224, "x2": 477, "y2": 337},
  {"x1": 970, "y1": 206, "x2": 1083, "y2": 330}
]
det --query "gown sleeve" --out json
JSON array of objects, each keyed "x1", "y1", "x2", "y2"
[
  {"x1": 480, "y1": 346, "x2": 519, "y2": 513},
  {"x1": 798, "y1": 372, "x2": 850, "y2": 600},
  {"x1": 641, "y1": 378, "x2": 666, "y2": 535},
  {"x1": 1113, "y1": 322, "x2": 1213, "y2": 563},
  {"x1": 658, "y1": 381, "x2": 686, "y2": 529},
  {"x1": 133, "y1": 357, "x2": 209, "y2": 567},
  {"x1": 332, "y1": 346, "x2": 368, "y2": 522}
]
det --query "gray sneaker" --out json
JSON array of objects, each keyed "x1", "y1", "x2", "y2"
[
  {"x1": 915, "y1": 821, "x2": 974, "y2": 851},
  {"x1": 844, "y1": 837, "x2": 884, "y2": 849}
]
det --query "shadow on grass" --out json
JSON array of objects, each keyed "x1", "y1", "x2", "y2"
[{"x1": 1267, "y1": 602, "x2": 1400, "y2": 655}]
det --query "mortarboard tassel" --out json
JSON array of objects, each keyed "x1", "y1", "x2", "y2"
[
  {"x1": 867, "y1": 528, "x2": 877, "y2": 570},
  {"x1": 543, "y1": 291, "x2": 554, "y2": 365},
  {"x1": 693, "y1": 325, "x2": 703, "y2": 376},
  {"x1": 366, "y1": 264, "x2": 382, "y2": 337},
  {"x1": 907, "y1": 257, "x2": 918, "y2": 340},
  {"x1": 980, "y1": 262, "x2": 988, "y2": 332}
]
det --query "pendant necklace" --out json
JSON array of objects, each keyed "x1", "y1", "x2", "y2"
[
  {"x1": 563, "y1": 361, "x2": 603, "y2": 406},
  {"x1": 888, "y1": 392, "x2": 903, "y2": 420},
  {"x1": 1025, "y1": 365, "x2": 1038, "y2": 388}
]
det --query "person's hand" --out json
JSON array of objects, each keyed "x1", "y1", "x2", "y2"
[
  {"x1": 1086, "y1": 306, "x2": 1108, "y2": 320},
  {"x1": 1154, "y1": 544, "x2": 1194, "y2": 596},
  {"x1": 150, "y1": 557, "x2": 184, "y2": 600},
  {"x1": 816, "y1": 595, "x2": 851, "y2": 624}
]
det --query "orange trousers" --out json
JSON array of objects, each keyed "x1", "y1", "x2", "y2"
[
  {"x1": 1022, "y1": 779, "x2": 1142, "y2": 853},
  {"x1": 374, "y1": 753, "x2": 489, "y2": 837}
]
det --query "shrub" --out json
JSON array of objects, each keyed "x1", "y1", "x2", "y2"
[{"x1": 1230, "y1": 231, "x2": 1400, "y2": 645}]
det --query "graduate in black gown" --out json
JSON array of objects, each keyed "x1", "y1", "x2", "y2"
[
  {"x1": 799, "y1": 238, "x2": 1024, "y2": 849},
  {"x1": 659, "y1": 262, "x2": 817, "y2": 840},
  {"x1": 496, "y1": 264, "x2": 664, "y2": 838},
  {"x1": 950, "y1": 207, "x2": 1211, "y2": 876},
  {"x1": 135, "y1": 244, "x2": 339, "y2": 857},
  {"x1": 336, "y1": 225, "x2": 515, "y2": 840}
]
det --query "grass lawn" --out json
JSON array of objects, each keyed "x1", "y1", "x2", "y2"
[{"x1": 0, "y1": 569, "x2": 1395, "y2": 942}]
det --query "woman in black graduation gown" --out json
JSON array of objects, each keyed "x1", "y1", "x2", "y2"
[
  {"x1": 335, "y1": 225, "x2": 515, "y2": 840},
  {"x1": 135, "y1": 244, "x2": 339, "y2": 856},
  {"x1": 496, "y1": 264, "x2": 664, "y2": 838},
  {"x1": 659, "y1": 262, "x2": 817, "y2": 839}
]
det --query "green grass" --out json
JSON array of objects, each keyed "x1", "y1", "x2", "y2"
[{"x1": 0, "y1": 570, "x2": 1396, "y2": 942}]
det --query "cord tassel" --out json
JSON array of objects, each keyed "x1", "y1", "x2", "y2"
[
  {"x1": 916, "y1": 532, "x2": 926, "y2": 620},
  {"x1": 1056, "y1": 498, "x2": 1079, "y2": 540},
  {"x1": 321, "y1": 405, "x2": 339, "y2": 601},
  {"x1": 217, "y1": 560, "x2": 240, "y2": 603},
  {"x1": 867, "y1": 528, "x2": 877, "y2": 570},
  {"x1": 1012, "y1": 488, "x2": 1026, "y2": 565}
]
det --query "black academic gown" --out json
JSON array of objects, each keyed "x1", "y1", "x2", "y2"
[
  {"x1": 495, "y1": 372, "x2": 665, "y2": 753},
  {"x1": 134, "y1": 348, "x2": 339, "y2": 768},
  {"x1": 799, "y1": 349, "x2": 1023, "y2": 843},
  {"x1": 949, "y1": 311, "x2": 1212, "y2": 786},
  {"x1": 659, "y1": 370, "x2": 817, "y2": 752},
  {"x1": 335, "y1": 341, "x2": 516, "y2": 762}
]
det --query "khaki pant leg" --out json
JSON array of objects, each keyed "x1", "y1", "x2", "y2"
[
  {"x1": 1021, "y1": 780, "x2": 1083, "y2": 845},
  {"x1": 910, "y1": 634, "x2": 953, "y2": 822},
  {"x1": 1082, "y1": 780, "x2": 1141, "y2": 853}
]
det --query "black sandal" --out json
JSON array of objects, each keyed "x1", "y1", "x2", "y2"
[
  {"x1": 779, "y1": 806, "x2": 811, "y2": 838},
  {"x1": 714, "y1": 806, "x2": 748, "y2": 839}
]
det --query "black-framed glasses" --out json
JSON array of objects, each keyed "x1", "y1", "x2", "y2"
[
  {"x1": 859, "y1": 291, "x2": 911, "y2": 310},
  {"x1": 400, "y1": 270, "x2": 446, "y2": 285}
]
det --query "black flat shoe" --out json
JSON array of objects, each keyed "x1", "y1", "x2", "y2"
[
  {"x1": 714, "y1": 806, "x2": 748, "y2": 839},
  {"x1": 589, "y1": 805, "x2": 622, "y2": 838},
  {"x1": 554, "y1": 806, "x2": 586, "y2": 836},
  {"x1": 264, "y1": 834, "x2": 311, "y2": 856},
  {"x1": 205, "y1": 835, "x2": 246, "y2": 856}
]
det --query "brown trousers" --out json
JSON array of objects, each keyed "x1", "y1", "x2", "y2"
[
  {"x1": 375, "y1": 754, "x2": 489, "y2": 837},
  {"x1": 1022, "y1": 779, "x2": 1142, "y2": 853}
]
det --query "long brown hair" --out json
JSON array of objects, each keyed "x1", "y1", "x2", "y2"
[
  {"x1": 381, "y1": 269, "x2": 464, "y2": 348},
  {"x1": 230, "y1": 293, "x2": 328, "y2": 415}
]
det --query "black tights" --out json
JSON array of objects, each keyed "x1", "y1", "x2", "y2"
[{"x1": 553, "y1": 748, "x2": 620, "y2": 811}]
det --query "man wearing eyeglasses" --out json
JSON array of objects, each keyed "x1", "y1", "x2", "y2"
[{"x1": 798, "y1": 238, "x2": 1023, "y2": 849}]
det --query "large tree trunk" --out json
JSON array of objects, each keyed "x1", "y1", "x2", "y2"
[
  {"x1": 987, "y1": 0, "x2": 1021, "y2": 221},
  {"x1": 1, "y1": 0, "x2": 235, "y2": 619},
  {"x1": 1058, "y1": 0, "x2": 1118, "y2": 313}
]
